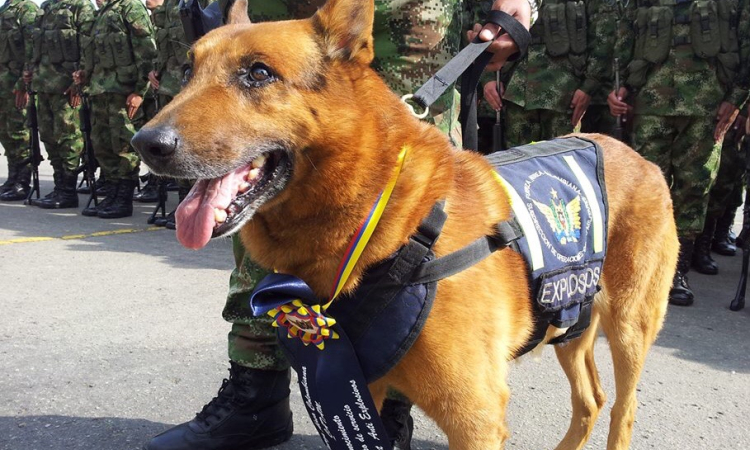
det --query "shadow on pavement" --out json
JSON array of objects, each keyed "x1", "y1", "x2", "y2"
[{"x1": 0, "y1": 415, "x2": 447, "y2": 450}]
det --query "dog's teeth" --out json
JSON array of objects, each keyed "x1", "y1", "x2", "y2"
[
  {"x1": 252, "y1": 155, "x2": 267, "y2": 169},
  {"x1": 248, "y1": 168, "x2": 261, "y2": 180},
  {"x1": 215, "y1": 208, "x2": 228, "y2": 224},
  {"x1": 238, "y1": 182, "x2": 251, "y2": 193}
]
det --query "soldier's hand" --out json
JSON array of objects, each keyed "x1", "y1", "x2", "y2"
[
  {"x1": 64, "y1": 86, "x2": 81, "y2": 109},
  {"x1": 14, "y1": 89, "x2": 28, "y2": 110},
  {"x1": 72, "y1": 70, "x2": 86, "y2": 85},
  {"x1": 22, "y1": 70, "x2": 33, "y2": 84},
  {"x1": 126, "y1": 93, "x2": 143, "y2": 120},
  {"x1": 607, "y1": 87, "x2": 630, "y2": 118},
  {"x1": 483, "y1": 81, "x2": 504, "y2": 111},
  {"x1": 731, "y1": 115, "x2": 747, "y2": 145},
  {"x1": 148, "y1": 70, "x2": 160, "y2": 90},
  {"x1": 570, "y1": 89, "x2": 591, "y2": 127},
  {"x1": 467, "y1": 0, "x2": 532, "y2": 72},
  {"x1": 714, "y1": 101, "x2": 739, "y2": 142}
]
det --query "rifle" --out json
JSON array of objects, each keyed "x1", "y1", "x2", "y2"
[
  {"x1": 612, "y1": 58, "x2": 624, "y2": 142},
  {"x1": 492, "y1": 71, "x2": 506, "y2": 152},
  {"x1": 78, "y1": 90, "x2": 99, "y2": 209},
  {"x1": 731, "y1": 133, "x2": 750, "y2": 311},
  {"x1": 20, "y1": 78, "x2": 43, "y2": 205},
  {"x1": 146, "y1": 88, "x2": 169, "y2": 225}
]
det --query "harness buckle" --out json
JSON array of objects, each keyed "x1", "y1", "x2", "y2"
[{"x1": 401, "y1": 94, "x2": 430, "y2": 119}]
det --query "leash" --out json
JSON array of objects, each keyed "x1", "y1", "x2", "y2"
[{"x1": 403, "y1": 10, "x2": 530, "y2": 151}]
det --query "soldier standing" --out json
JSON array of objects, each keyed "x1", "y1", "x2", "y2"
[
  {"x1": 482, "y1": 0, "x2": 613, "y2": 148},
  {"x1": 72, "y1": 0, "x2": 156, "y2": 218},
  {"x1": 145, "y1": 0, "x2": 193, "y2": 229},
  {"x1": 0, "y1": 0, "x2": 38, "y2": 201},
  {"x1": 608, "y1": 0, "x2": 748, "y2": 306},
  {"x1": 25, "y1": 0, "x2": 95, "y2": 209}
]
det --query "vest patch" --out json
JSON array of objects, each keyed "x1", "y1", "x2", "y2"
[{"x1": 487, "y1": 136, "x2": 608, "y2": 330}]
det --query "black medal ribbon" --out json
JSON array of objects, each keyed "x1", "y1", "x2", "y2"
[{"x1": 251, "y1": 274, "x2": 394, "y2": 450}]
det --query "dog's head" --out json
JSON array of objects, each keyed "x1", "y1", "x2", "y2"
[{"x1": 132, "y1": 0, "x2": 386, "y2": 250}]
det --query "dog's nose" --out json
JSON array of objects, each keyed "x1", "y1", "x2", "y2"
[{"x1": 131, "y1": 125, "x2": 180, "y2": 160}]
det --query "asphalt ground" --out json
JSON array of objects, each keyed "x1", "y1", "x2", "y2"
[{"x1": 1, "y1": 157, "x2": 749, "y2": 450}]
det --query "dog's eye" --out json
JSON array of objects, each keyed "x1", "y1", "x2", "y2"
[
  {"x1": 182, "y1": 66, "x2": 193, "y2": 87},
  {"x1": 238, "y1": 63, "x2": 275, "y2": 88}
]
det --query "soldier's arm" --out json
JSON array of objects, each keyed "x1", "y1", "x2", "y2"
[
  {"x1": 614, "y1": 0, "x2": 635, "y2": 91},
  {"x1": 124, "y1": 0, "x2": 158, "y2": 97},
  {"x1": 15, "y1": 2, "x2": 40, "y2": 91},
  {"x1": 733, "y1": 0, "x2": 750, "y2": 112},
  {"x1": 580, "y1": 0, "x2": 617, "y2": 98}
]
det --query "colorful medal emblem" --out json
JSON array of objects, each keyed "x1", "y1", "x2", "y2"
[
  {"x1": 533, "y1": 188, "x2": 582, "y2": 245},
  {"x1": 268, "y1": 300, "x2": 339, "y2": 350}
]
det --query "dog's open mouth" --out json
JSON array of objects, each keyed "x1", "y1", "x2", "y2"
[{"x1": 175, "y1": 150, "x2": 291, "y2": 249}]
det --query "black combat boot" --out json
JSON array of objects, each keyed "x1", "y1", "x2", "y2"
[
  {"x1": 35, "y1": 172, "x2": 79, "y2": 209},
  {"x1": 0, "y1": 165, "x2": 31, "y2": 201},
  {"x1": 144, "y1": 362, "x2": 293, "y2": 450},
  {"x1": 134, "y1": 173, "x2": 161, "y2": 203},
  {"x1": 30, "y1": 171, "x2": 61, "y2": 207},
  {"x1": 381, "y1": 398, "x2": 414, "y2": 450},
  {"x1": 692, "y1": 218, "x2": 718, "y2": 275},
  {"x1": 669, "y1": 237, "x2": 695, "y2": 307},
  {"x1": 82, "y1": 181, "x2": 117, "y2": 217},
  {"x1": 78, "y1": 173, "x2": 110, "y2": 195},
  {"x1": 98, "y1": 179, "x2": 136, "y2": 218},
  {"x1": 712, "y1": 208, "x2": 738, "y2": 256},
  {"x1": 1, "y1": 165, "x2": 18, "y2": 194}
]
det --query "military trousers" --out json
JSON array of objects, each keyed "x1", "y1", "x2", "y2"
[
  {"x1": 632, "y1": 114, "x2": 720, "y2": 239},
  {"x1": 0, "y1": 93, "x2": 29, "y2": 168},
  {"x1": 89, "y1": 93, "x2": 141, "y2": 182},
  {"x1": 706, "y1": 125, "x2": 744, "y2": 219},
  {"x1": 581, "y1": 104, "x2": 631, "y2": 144},
  {"x1": 504, "y1": 101, "x2": 573, "y2": 148},
  {"x1": 37, "y1": 92, "x2": 83, "y2": 174}
]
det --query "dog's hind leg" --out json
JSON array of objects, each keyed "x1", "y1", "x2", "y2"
[{"x1": 553, "y1": 309, "x2": 607, "y2": 450}]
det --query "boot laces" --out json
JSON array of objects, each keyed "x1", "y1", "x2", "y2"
[{"x1": 194, "y1": 377, "x2": 250, "y2": 426}]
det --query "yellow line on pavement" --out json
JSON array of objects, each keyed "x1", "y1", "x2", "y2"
[{"x1": 0, "y1": 227, "x2": 164, "y2": 246}]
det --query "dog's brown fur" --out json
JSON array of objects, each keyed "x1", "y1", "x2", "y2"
[{"x1": 139, "y1": 0, "x2": 678, "y2": 448}]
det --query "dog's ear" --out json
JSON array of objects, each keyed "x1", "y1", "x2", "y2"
[
  {"x1": 227, "y1": 0, "x2": 250, "y2": 25},
  {"x1": 312, "y1": 0, "x2": 375, "y2": 64}
]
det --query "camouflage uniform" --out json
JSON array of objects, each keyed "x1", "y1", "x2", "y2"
[
  {"x1": 0, "y1": 0, "x2": 37, "y2": 186},
  {"x1": 501, "y1": 0, "x2": 612, "y2": 147},
  {"x1": 83, "y1": 0, "x2": 155, "y2": 183},
  {"x1": 226, "y1": 0, "x2": 467, "y2": 371},
  {"x1": 30, "y1": 0, "x2": 95, "y2": 185},
  {"x1": 615, "y1": 0, "x2": 748, "y2": 239}
]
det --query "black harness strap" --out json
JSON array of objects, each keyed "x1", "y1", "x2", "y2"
[{"x1": 411, "y1": 218, "x2": 523, "y2": 285}]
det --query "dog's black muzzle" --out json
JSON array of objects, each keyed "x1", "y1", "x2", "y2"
[{"x1": 131, "y1": 125, "x2": 181, "y2": 172}]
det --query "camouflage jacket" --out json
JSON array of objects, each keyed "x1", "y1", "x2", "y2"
[
  {"x1": 615, "y1": 0, "x2": 748, "y2": 116},
  {"x1": 31, "y1": 0, "x2": 95, "y2": 94},
  {"x1": 738, "y1": 0, "x2": 750, "y2": 107},
  {"x1": 83, "y1": 0, "x2": 156, "y2": 96},
  {"x1": 0, "y1": 0, "x2": 39, "y2": 93},
  {"x1": 502, "y1": 0, "x2": 620, "y2": 112},
  {"x1": 151, "y1": 0, "x2": 189, "y2": 97},
  {"x1": 246, "y1": 0, "x2": 464, "y2": 132}
]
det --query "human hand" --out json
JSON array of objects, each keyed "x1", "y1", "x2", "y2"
[
  {"x1": 64, "y1": 85, "x2": 81, "y2": 108},
  {"x1": 126, "y1": 93, "x2": 143, "y2": 120},
  {"x1": 466, "y1": 0, "x2": 532, "y2": 72},
  {"x1": 483, "y1": 80, "x2": 504, "y2": 111},
  {"x1": 148, "y1": 70, "x2": 160, "y2": 90},
  {"x1": 607, "y1": 87, "x2": 630, "y2": 118},
  {"x1": 714, "y1": 101, "x2": 739, "y2": 142},
  {"x1": 72, "y1": 70, "x2": 86, "y2": 85},
  {"x1": 14, "y1": 89, "x2": 28, "y2": 110},
  {"x1": 570, "y1": 89, "x2": 591, "y2": 127},
  {"x1": 22, "y1": 70, "x2": 33, "y2": 84}
]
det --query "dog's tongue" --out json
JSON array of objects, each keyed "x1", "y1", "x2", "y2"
[{"x1": 175, "y1": 166, "x2": 249, "y2": 249}]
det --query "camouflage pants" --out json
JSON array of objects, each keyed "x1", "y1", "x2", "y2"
[
  {"x1": 632, "y1": 114, "x2": 720, "y2": 239},
  {"x1": 89, "y1": 93, "x2": 141, "y2": 181},
  {"x1": 581, "y1": 104, "x2": 631, "y2": 144},
  {"x1": 37, "y1": 93, "x2": 83, "y2": 174},
  {"x1": 504, "y1": 102, "x2": 573, "y2": 148},
  {"x1": 706, "y1": 126, "x2": 744, "y2": 218},
  {"x1": 0, "y1": 94, "x2": 29, "y2": 168}
]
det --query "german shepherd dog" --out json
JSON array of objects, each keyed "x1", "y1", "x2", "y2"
[{"x1": 132, "y1": 0, "x2": 678, "y2": 448}]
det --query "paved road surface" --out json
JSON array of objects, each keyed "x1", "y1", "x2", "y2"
[{"x1": 1, "y1": 159, "x2": 749, "y2": 450}]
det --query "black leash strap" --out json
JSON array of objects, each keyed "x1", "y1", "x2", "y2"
[
  {"x1": 460, "y1": 10, "x2": 530, "y2": 151},
  {"x1": 405, "y1": 11, "x2": 530, "y2": 125}
]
